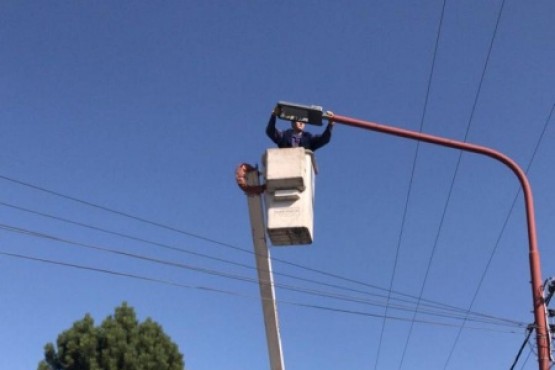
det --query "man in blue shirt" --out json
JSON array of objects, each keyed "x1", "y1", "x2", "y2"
[{"x1": 266, "y1": 106, "x2": 334, "y2": 151}]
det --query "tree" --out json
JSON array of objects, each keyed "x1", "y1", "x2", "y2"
[{"x1": 38, "y1": 302, "x2": 185, "y2": 370}]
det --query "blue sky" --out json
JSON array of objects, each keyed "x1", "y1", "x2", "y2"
[{"x1": 1, "y1": 1, "x2": 554, "y2": 369}]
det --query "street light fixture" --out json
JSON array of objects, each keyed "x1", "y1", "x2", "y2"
[{"x1": 276, "y1": 101, "x2": 325, "y2": 126}]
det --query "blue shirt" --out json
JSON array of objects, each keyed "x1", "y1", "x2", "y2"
[{"x1": 266, "y1": 114, "x2": 333, "y2": 151}]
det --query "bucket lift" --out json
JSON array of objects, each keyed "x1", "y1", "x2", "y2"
[
  {"x1": 264, "y1": 101, "x2": 325, "y2": 246},
  {"x1": 233, "y1": 101, "x2": 328, "y2": 370},
  {"x1": 264, "y1": 147, "x2": 317, "y2": 245},
  {"x1": 237, "y1": 101, "x2": 325, "y2": 247}
]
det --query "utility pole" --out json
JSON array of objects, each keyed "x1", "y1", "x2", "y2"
[{"x1": 241, "y1": 165, "x2": 285, "y2": 370}]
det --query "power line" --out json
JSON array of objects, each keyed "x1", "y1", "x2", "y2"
[
  {"x1": 0, "y1": 200, "x2": 398, "y2": 302},
  {"x1": 0, "y1": 248, "x2": 526, "y2": 333},
  {"x1": 0, "y1": 157, "x2": 538, "y2": 367},
  {"x1": 0, "y1": 200, "x2": 497, "y2": 321},
  {"x1": 397, "y1": 0, "x2": 508, "y2": 368},
  {"x1": 0, "y1": 175, "x2": 225, "y2": 247},
  {"x1": 510, "y1": 326, "x2": 535, "y2": 370},
  {"x1": 0, "y1": 175, "x2": 449, "y2": 294},
  {"x1": 0, "y1": 177, "x2": 522, "y2": 327},
  {"x1": 0, "y1": 222, "x2": 525, "y2": 329},
  {"x1": 518, "y1": 348, "x2": 532, "y2": 370},
  {"x1": 443, "y1": 102, "x2": 555, "y2": 368},
  {"x1": 375, "y1": 0, "x2": 447, "y2": 368},
  {"x1": 510, "y1": 278, "x2": 555, "y2": 369}
]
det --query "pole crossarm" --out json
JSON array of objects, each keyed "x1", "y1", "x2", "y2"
[{"x1": 331, "y1": 113, "x2": 551, "y2": 370}]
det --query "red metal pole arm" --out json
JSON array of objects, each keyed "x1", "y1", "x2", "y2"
[{"x1": 331, "y1": 113, "x2": 551, "y2": 370}]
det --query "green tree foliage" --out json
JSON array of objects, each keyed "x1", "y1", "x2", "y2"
[{"x1": 38, "y1": 303, "x2": 185, "y2": 370}]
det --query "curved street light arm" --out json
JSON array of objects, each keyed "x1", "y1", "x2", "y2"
[{"x1": 331, "y1": 113, "x2": 551, "y2": 370}]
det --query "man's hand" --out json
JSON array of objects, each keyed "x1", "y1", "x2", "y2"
[
  {"x1": 272, "y1": 105, "x2": 282, "y2": 116},
  {"x1": 326, "y1": 111, "x2": 335, "y2": 126}
]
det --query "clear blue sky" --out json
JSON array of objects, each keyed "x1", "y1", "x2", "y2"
[{"x1": 1, "y1": 1, "x2": 554, "y2": 369}]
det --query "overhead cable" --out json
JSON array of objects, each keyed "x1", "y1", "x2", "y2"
[
  {"x1": 375, "y1": 0, "x2": 447, "y2": 368},
  {"x1": 0, "y1": 249, "x2": 526, "y2": 334},
  {"x1": 0, "y1": 223, "x2": 525, "y2": 329},
  {"x1": 0, "y1": 178, "x2": 522, "y2": 326},
  {"x1": 398, "y1": 0, "x2": 508, "y2": 368},
  {"x1": 443, "y1": 102, "x2": 555, "y2": 368}
]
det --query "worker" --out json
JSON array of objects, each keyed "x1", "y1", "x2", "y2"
[{"x1": 266, "y1": 106, "x2": 334, "y2": 151}]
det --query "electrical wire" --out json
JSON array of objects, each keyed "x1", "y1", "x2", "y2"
[
  {"x1": 0, "y1": 248, "x2": 527, "y2": 334},
  {"x1": 0, "y1": 179, "x2": 524, "y2": 327},
  {"x1": 444, "y1": 102, "x2": 555, "y2": 368},
  {"x1": 0, "y1": 201, "x2": 500, "y2": 322},
  {"x1": 0, "y1": 222, "x2": 525, "y2": 329},
  {"x1": 0, "y1": 175, "x2": 464, "y2": 300},
  {"x1": 510, "y1": 277, "x2": 555, "y2": 369},
  {"x1": 519, "y1": 349, "x2": 532, "y2": 370},
  {"x1": 397, "y1": 0, "x2": 508, "y2": 368},
  {"x1": 375, "y1": 0, "x2": 447, "y2": 368},
  {"x1": 510, "y1": 326, "x2": 534, "y2": 370},
  {"x1": 0, "y1": 162, "x2": 536, "y2": 368},
  {"x1": 0, "y1": 200, "x2": 403, "y2": 303}
]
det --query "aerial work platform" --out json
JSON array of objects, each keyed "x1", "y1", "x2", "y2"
[{"x1": 263, "y1": 147, "x2": 317, "y2": 246}]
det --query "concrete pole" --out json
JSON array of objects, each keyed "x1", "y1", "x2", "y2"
[{"x1": 244, "y1": 168, "x2": 285, "y2": 370}]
